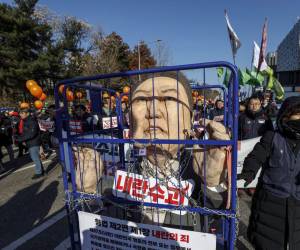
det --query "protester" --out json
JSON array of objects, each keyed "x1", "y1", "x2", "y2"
[
  {"x1": 209, "y1": 99, "x2": 225, "y2": 122},
  {"x1": 121, "y1": 99, "x2": 129, "y2": 127},
  {"x1": 15, "y1": 108, "x2": 44, "y2": 179},
  {"x1": 238, "y1": 94, "x2": 273, "y2": 140},
  {"x1": 0, "y1": 112, "x2": 14, "y2": 164},
  {"x1": 101, "y1": 93, "x2": 112, "y2": 116},
  {"x1": 262, "y1": 90, "x2": 278, "y2": 120},
  {"x1": 15, "y1": 113, "x2": 28, "y2": 158},
  {"x1": 70, "y1": 104, "x2": 93, "y2": 133},
  {"x1": 47, "y1": 105, "x2": 59, "y2": 149},
  {"x1": 238, "y1": 96, "x2": 300, "y2": 249}
]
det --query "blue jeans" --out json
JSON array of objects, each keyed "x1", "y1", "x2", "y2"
[{"x1": 28, "y1": 146, "x2": 43, "y2": 174}]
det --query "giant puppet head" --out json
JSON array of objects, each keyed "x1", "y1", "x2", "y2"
[{"x1": 130, "y1": 77, "x2": 193, "y2": 167}]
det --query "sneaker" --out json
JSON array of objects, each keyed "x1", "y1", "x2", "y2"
[{"x1": 31, "y1": 173, "x2": 44, "y2": 179}]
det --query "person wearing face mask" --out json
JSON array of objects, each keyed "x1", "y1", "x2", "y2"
[
  {"x1": 237, "y1": 96, "x2": 300, "y2": 250},
  {"x1": 238, "y1": 94, "x2": 273, "y2": 140}
]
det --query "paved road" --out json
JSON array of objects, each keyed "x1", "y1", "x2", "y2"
[
  {"x1": 0, "y1": 150, "x2": 70, "y2": 250},
  {"x1": 0, "y1": 149, "x2": 255, "y2": 250}
]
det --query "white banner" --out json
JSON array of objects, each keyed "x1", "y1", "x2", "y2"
[
  {"x1": 78, "y1": 211, "x2": 216, "y2": 250},
  {"x1": 237, "y1": 137, "x2": 261, "y2": 188}
]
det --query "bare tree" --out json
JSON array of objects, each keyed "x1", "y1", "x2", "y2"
[{"x1": 153, "y1": 41, "x2": 171, "y2": 66}]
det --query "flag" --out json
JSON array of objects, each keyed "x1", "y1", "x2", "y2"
[
  {"x1": 252, "y1": 41, "x2": 268, "y2": 71},
  {"x1": 217, "y1": 67, "x2": 224, "y2": 80},
  {"x1": 266, "y1": 74, "x2": 274, "y2": 90},
  {"x1": 225, "y1": 10, "x2": 241, "y2": 59},
  {"x1": 273, "y1": 78, "x2": 285, "y2": 100},
  {"x1": 264, "y1": 66, "x2": 274, "y2": 90},
  {"x1": 263, "y1": 65, "x2": 284, "y2": 100},
  {"x1": 238, "y1": 68, "x2": 251, "y2": 86},
  {"x1": 223, "y1": 68, "x2": 231, "y2": 87},
  {"x1": 246, "y1": 68, "x2": 264, "y2": 86},
  {"x1": 257, "y1": 18, "x2": 268, "y2": 73}
]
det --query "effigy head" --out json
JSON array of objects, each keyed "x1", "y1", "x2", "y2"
[{"x1": 130, "y1": 77, "x2": 192, "y2": 165}]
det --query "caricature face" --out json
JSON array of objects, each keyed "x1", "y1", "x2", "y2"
[{"x1": 131, "y1": 77, "x2": 191, "y2": 162}]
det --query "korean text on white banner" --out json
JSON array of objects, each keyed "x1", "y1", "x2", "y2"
[{"x1": 78, "y1": 211, "x2": 216, "y2": 250}]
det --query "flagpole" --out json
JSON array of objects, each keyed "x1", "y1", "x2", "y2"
[{"x1": 233, "y1": 54, "x2": 236, "y2": 65}]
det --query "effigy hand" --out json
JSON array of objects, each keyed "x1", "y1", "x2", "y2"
[{"x1": 73, "y1": 146, "x2": 104, "y2": 194}]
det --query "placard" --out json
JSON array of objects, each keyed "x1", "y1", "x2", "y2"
[
  {"x1": 78, "y1": 211, "x2": 216, "y2": 250},
  {"x1": 38, "y1": 119, "x2": 54, "y2": 132},
  {"x1": 237, "y1": 136, "x2": 261, "y2": 188},
  {"x1": 112, "y1": 170, "x2": 194, "y2": 208},
  {"x1": 102, "y1": 116, "x2": 118, "y2": 129}
]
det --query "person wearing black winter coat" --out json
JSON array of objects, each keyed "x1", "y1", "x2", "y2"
[
  {"x1": 15, "y1": 109, "x2": 44, "y2": 179},
  {"x1": 238, "y1": 95, "x2": 273, "y2": 140},
  {"x1": 209, "y1": 99, "x2": 225, "y2": 122},
  {"x1": 238, "y1": 96, "x2": 300, "y2": 250},
  {"x1": 0, "y1": 113, "x2": 14, "y2": 162}
]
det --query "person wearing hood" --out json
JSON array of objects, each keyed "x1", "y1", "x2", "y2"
[
  {"x1": 238, "y1": 94, "x2": 273, "y2": 140},
  {"x1": 238, "y1": 96, "x2": 300, "y2": 250}
]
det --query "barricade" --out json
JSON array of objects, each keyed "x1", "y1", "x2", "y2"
[{"x1": 55, "y1": 61, "x2": 239, "y2": 250}]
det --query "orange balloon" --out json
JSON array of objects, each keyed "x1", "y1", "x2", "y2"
[
  {"x1": 26, "y1": 80, "x2": 38, "y2": 90},
  {"x1": 75, "y1": 92, "x2": 83, "y2": 99},
  {"x1": 30, "y1": 85, "x2": 43, "y2": 98},
  {"x1": 20, "y1": 102, "x2": 30, "y2": 109},
  {"x1": 123, "y1": 86, "x2": 130, "y2": 94},
  {"x1": 39, "y1": 93, "x2": 47, "y2": 101},
  {"x1": 192, "y1": 91, "x2": 199, "y2": 97},
  {"x1": 66, "y1": 90, "x2": 74, "y2": 102},
  {"x1": 34, "y1": 100, "x2": 43, "y2": 110},
  {"x1": 59, "y1": 85, "x2": 65, "y2": 94}
]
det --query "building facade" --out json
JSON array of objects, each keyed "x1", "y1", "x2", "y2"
[{"x1": 275, "y1": 19, "x2": 300, "y2": 88}]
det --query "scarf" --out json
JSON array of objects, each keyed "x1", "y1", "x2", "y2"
[{"x1": 18, "y1": 119, "x2": 24, "y2": 134}]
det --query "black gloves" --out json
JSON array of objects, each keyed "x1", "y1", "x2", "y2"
[{"x1": 237, "y1": 172, "x2": 255, "y2": 187}]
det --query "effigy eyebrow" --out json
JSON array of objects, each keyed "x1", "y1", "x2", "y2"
[
  {"x1": 160, "y1": 88, "x2": 178, "y2": 94},
  {"x1": 132, "y1": 89, "x2": 151, "y2": 96}
]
